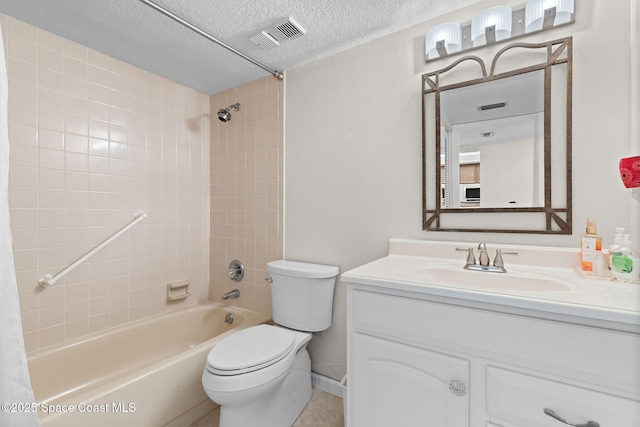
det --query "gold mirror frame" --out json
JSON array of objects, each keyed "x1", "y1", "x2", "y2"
[{"x1": 422, "y1": 37, "x2": 572, "y2": 234}]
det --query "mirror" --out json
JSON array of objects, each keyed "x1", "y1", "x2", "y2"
[{"x1": 422, "y1": 37, "x2": 572, "y2": 234}]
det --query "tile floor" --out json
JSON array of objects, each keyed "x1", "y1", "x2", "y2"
[{"x1": 188, "y1": 387, "x2": 344, "y2": 427}]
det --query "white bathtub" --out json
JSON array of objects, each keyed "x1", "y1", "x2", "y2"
[{"x1": 27, "y1": 303, "x2": 270, "y2": 427}]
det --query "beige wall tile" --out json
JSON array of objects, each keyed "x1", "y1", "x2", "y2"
[
  {"x1": 4, "y1": 15, "x2": 210, "y2": 352},
  {"x1": 209, "y1": 77, "x2": 283, "y2": 316}
]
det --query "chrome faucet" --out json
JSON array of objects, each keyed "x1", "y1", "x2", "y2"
[
  {"x1": 456, "y1": 244, "x2": 518, "y2": 273},
  {"x1": 477, "y1": 243, "x2": 490, "y2": 266},
  {"x1": 222, "y1": 289, "x2": 240, "y2": 300}
]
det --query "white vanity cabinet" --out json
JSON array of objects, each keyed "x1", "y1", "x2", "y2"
[{"x1": 346, "y1": 287, "x2": 640, "y2": 427}]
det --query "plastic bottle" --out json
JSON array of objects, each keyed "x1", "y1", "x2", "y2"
[
  {"x1": 580, "y1": 217, "x2": 602, "y2": 272},
  {"x1": 607, "y1": 227, "x2": 625, "y2": 270},
  {"x1": 611, "y1": 235, "x2": 640, "y2": 280}
]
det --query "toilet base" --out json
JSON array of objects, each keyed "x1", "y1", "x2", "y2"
[{"x1": 219, "y1": 346, "x2": 312, "y2": 427}]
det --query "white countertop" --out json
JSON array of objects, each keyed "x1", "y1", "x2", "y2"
[{"x1": 341, "y1": 239, "x2": 640, "y2": 330}]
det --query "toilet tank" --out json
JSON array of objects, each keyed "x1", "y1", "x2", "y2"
[{"x1": 267, "y1": 260, "x2": 339, "y2": 332}]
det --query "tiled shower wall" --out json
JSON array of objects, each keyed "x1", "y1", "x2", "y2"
[
  {"x1": 209, "y1": 77, "x2": 283, "y2": 316},
  {"x1": 2, "y1": 15, "x2": 211, "y2": 353}
]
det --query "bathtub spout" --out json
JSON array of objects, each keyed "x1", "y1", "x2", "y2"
[{"x1": 222, "y1": 289, "x2": 240, "y2": 301}]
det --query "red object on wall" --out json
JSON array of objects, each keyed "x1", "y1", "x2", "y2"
[{"x1": 619, "y1": 156, "x2": 640, "y2": 188}]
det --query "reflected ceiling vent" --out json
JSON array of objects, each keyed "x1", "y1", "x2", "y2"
[
  {"x1": 250, "y1": 17, "x2": 305, "y2": 49},
  {"x1": 249, "y1": 31, "x2": 280, "y2": 50},
  {"x1": 478, "y1": 102, "x2": 507, "y2": 111}
]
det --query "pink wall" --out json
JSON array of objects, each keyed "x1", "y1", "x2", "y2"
[{"x1": 2, "y1": 15, "x2": 211, "y2": 353}]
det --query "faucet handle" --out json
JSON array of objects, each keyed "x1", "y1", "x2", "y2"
[
  {"x1": 493, "y1": 249, "x2": 518, "y2": 268},
  {"x1": 456, "y1": 247, "x2": 476, "y2": 266},
  {"x1": 227, "y1": 260, "x2": 244, "y2": 282}
]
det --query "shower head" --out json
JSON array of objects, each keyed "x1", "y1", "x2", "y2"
[{"x1": 217, "y1": 103, "x2": 241, "y2": 122}]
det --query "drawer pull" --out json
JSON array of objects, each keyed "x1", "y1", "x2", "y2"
[
  {"x1": 448, "y1": 380, "x2": 466, "y2": 397},
  {"x1": 543, "y1": 408, "x2": 600, "y2": 427}
]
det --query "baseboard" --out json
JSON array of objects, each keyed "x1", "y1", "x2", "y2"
[
  {"x1": 311, "y1": 372, "x2": 344, "y2": 399},
  {"x1": 164, "y1": 399, "x2": 217, "y2": 427}
]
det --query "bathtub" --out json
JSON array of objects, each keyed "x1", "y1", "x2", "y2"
[{"x1": 27, "y1": 303, "x2": 270, "y2": 427}]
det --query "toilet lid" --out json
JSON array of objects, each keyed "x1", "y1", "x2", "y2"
[{"x1": 206, "y1": 325, "x2": 295, "y2": 376}]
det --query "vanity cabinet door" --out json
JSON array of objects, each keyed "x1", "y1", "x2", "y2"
[{"x1": 351, "y1": 332, "x2": 469, "y2": 427}]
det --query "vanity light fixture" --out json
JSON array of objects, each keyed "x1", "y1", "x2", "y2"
[
  {"x1": 471, "y1": 6, "x2": 512, "y2": 47},
  {"x1": 424, "y1": 0, "x2": 575, "y2": 62},
  {"x1": 425, "y1": 22, "x2": 462, "y2": 60},
  {"x1": 525, "y1": 0, "x2": 574, "y2": 33}
]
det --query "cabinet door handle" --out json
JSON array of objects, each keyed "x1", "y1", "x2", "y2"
[
  {"x1": 543, "y1": 408, "x2": 600, "y2": 427},
  {"x1": 448, "y1": 380, "x2": 466, "y2": 397}
]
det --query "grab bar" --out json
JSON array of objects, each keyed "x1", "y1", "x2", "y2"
[{"x1": 38, "y1": 210, "x2": 147, "y2": 287}]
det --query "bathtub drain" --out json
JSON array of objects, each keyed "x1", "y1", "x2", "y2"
[{"x1": 225, "y1": 313, "x2": 234, "y2": 324}]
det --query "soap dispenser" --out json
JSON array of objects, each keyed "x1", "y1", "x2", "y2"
[
  {"x1": 608, "y1": 227, "x2": 625, "y2": 270},
  {"x1": 611, "y1": 235, "x2": 640, "y2": 281}
]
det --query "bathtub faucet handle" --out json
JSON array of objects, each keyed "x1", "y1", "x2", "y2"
[{"x1": 227, "y1": 260, "x2": 244, "y2": 282}]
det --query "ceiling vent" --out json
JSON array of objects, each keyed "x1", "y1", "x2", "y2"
[
  {"x1": 249, "y1": 31, "x2": 280, "y2": 50},
  {"x1": 275, "y1": 17, "x2": 305, "y2": 41},
  {"x1": 250, "y1": 17, "x2": 305, "y2": 49}
]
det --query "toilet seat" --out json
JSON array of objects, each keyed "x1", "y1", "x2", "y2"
[
  {"x1": 206, "y1": 324, "x2": 295, "y2": 376},
  {"x1": 203, "y1": 326, "x2": 312, "y2": 395}
]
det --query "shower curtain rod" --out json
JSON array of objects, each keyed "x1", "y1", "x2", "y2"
[{"x1": 138, "y1": 0, "x2": 284, "y2": 80}]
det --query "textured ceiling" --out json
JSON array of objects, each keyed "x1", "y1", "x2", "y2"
[{"x1": 0, "y1": 0, "x2": 480, "y2": 95}]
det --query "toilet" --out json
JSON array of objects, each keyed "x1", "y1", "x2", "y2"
[{"x1": 202, "y1": 260, "x2": 339, "y2": 427}]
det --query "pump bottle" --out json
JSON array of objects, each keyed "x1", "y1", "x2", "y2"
[
  {"x1": 608, "y1": 227, "x2": 625, "y2": 270},
  {"x1": 580, "y1": 217, "x2": 602, "y2": 272}
]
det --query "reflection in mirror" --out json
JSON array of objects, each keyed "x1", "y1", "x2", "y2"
[
  {"x1": 422, "y1": 37, "x2": 572, "y2": 234},
  {"x1": 441, "y1": 70, "x2": 544, "y2": 209}
]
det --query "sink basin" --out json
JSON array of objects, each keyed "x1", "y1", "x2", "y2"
[{"x1": 408, "y1": 265, "x2": 573, "y2": 292}]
